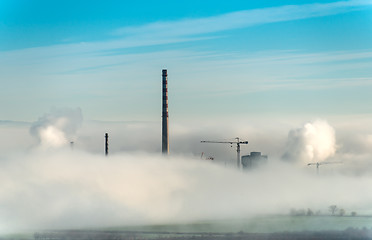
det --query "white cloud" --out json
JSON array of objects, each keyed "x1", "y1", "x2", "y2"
[
  {"x1": 30, "y1": 108, "x2": 83, "y2": 149},
  {"x1": 0, "y1": 1, "x2": 371, "y2": 121},
  {"x1": 1, "y1": 0, "x2": 369, "y2": 58},
  {"x1": 115, "y1": 0, "x2": 372, "y2": 38},
  {"x1": 282, "y1": 120, "x2": 337, "y2": 164}
]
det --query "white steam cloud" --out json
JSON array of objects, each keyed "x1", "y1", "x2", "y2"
[
  {"x1": 30, "y1": 108, "x2": 83, "y2": 149},
  {"x1": 282, "y1": 120, "x2": 336, "y2": 164}
]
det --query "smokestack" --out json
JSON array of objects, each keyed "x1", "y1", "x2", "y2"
[
  {"x1": 162, "y1": 69, "x2": 169, "y2": 155},
  {"x1": 105, "y1": 133, "x2": 109, "y2": 156}
]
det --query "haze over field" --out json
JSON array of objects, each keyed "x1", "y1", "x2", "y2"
[{"x1": 1, "y1": 0, "x2": 372, "y2": 235}]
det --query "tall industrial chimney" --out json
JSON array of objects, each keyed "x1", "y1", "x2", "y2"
[
  {"x1": 105, "y1": 133, "x2": 109, "y2": 156},
  {"x1": 162, "y1": 69, "x2": 169, "y2": 155}
]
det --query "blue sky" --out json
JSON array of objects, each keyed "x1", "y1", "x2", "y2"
[{"x1": 1, "y1": 0, "x2": 372, "y2": 122}]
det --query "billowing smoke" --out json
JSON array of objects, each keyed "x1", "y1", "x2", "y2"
[
  {"x1": 282, "y1": 120, "x2": 336, "y2": 164},
  {"x1": 30, "y1": 108, "x2": 83, "y2": 149}
]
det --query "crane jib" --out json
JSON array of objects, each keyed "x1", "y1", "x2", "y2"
[{"x1": 200, "y1": 138, "x2": 249, "y2": 169}]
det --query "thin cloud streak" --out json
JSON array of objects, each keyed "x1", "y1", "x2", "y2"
[
  {"x1": 115, "y1": 0, "x2": 372, "y2": 38},
  {"x1": 1, "y1": 1, "x2": 370, "y2": 65},
  {"x1": 1, "y1": 47, "x2": 371, "y2": 93},
  {"x1": 1, "y1": 1, "x2": 370, "y2": 58}
]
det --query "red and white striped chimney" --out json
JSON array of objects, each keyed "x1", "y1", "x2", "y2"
[{"x1": 162, "y1": 69, "x2": 169, "y2": 155}]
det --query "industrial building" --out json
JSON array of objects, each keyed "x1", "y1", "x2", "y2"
[{"x1": 241, "y1": 152, "x2": 268, "y2": 170}]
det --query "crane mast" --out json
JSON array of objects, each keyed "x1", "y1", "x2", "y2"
[{"x1": 201, "y1": 137, "x2": 248, "y2": 169}]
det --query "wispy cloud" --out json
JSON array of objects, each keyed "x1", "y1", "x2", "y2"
[
  {"x1": 1, "y1": 45, "x2": 372, "y2": 93},
  {"x1": 1, "y1": 0, "x2": 371, "y2": 120},
  {"x1": 1, "y1": 0, "x2": 370, "y2": 56},
  {"x1": 115, "y1": 0, "x2": 372, "y2": 38}
]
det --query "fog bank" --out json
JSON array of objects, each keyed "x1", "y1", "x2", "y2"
[
  {"x1": 1, "y1": 150, "x2": 372, "y2": 233},
  {"x1": 1, "y1": 110, "x2": 372, "y2": 233}
]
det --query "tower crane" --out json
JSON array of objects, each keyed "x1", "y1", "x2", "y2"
[
  {"x1": 307, "y1": 161, "x2": 342, "y2": 175},
  {"x1": 201, "y1": 137, "x2": 248, "y2": 169}
]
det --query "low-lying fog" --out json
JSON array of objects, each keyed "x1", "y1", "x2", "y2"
[{"x1": 0, "y1": 108, "x2": 372, "y2": 233}]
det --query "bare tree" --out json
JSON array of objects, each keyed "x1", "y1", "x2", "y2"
[{"x1": 329, "y1": 205, "x2": 338, "y2": 215}]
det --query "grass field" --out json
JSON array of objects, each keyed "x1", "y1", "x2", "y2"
[
  {"x1": 2, "y1": 215, "x2": 372, "y2": 239},
  {"x1": 106, "y1": 215, "x2": 372, "y2": 233}
]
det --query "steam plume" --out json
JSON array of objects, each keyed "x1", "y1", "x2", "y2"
[
  {"x1": 30, "y1": 108, "x2": 83, "y2": 149},
  {"x1": 282, "y1": 120, "x2": 336, "y2": 164}
]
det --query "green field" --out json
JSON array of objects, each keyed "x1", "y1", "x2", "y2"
[
  {"x1": 2, "y1": 215, "x2": 372, "y2": 240},
  {"x1": 106, "y1": 215, "x2": 372, "y2": 233}
]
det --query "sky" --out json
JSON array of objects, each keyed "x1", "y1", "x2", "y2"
[
  {"x1": 1, "y1": 0, "x2": 372, "y2": 123},
  {"x1": 2, "y1": 1, "x2": 372, "y2": 233}
]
